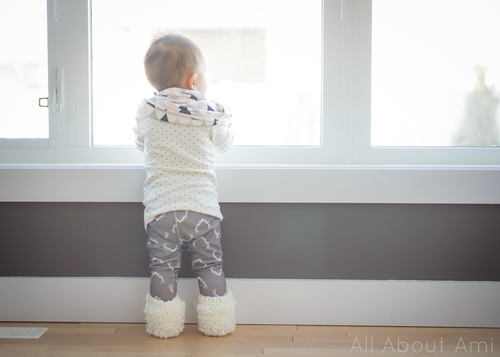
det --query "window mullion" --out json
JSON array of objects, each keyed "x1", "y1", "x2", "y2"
[
  {"x1": 51, "y1": 0, "x2": 90, "y2": 148},
  {"x1": 350, "y1": 0, "x2": 372, "y2": 164},
  {"x1": 47, "y1": 0, "x2": 60, "y2": 148},
  {"x1": 322, "y1": 0, "x2": 343, "y2": 164},
  {"x1": 340, "y1": 0, "x2": 354, "y2": 164}
]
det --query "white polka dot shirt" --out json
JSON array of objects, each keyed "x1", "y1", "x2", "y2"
[{"x1": 134, "y1": 88, "x2": 233, "y2": 228}]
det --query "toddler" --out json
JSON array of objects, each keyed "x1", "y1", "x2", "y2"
[{"x1": 134, "y1": 33, "x2": 235, "y2": 338}]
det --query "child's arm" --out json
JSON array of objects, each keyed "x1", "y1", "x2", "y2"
[
  {"x1": 134, "y1": 127, "x2": 145, "y2": 152},
  {"x1": 134, "y1": 108, "x2": 145, "y2": 152},
  {"x1": 211, "y1": 102, "x2": 233, "y2": 153},
  {"x1": 213, "y1": 124, "x2": 233, "y2": 153}
]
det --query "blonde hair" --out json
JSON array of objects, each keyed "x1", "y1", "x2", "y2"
[{"x1": 144, "y1": 33, "x2": 203, "y2": 91}]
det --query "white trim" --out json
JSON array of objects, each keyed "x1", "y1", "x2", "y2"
[
  {"x1": 0, "y1": 140, "x2": 50, "y2": 150},
  {"x1": 0, "y1": 277, "x2": 498, "y2": 327},
  {"x1": 1, "y1": 165, "x2": 500, "y2": 204}
]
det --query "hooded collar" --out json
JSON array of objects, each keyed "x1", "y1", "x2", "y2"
[{"x1": 138, "y1": 87, "x2": 224, "y2": 127}]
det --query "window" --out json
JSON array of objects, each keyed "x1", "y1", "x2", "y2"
[
  {"x1": 349, "y1": 0, "x2": 500, "y2": 164},
  {"x1": 91, "y1": 0, "x2": 322, "y2": 148},
  {"x1": 0, "y1": 0, "x2": 499, "y2": 168},
  {"x1": 372, "y1": 0, "x2": 500, "y2": 148},
  {"x1": 0, "y1": 0, "x2": 48, "y2": 141}
]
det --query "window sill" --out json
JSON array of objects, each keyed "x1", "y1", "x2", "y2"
[{"x1": 1, "y1": 164, "x2": 499, "y2": 204}]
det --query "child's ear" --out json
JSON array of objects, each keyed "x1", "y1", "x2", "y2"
[{"x1": 188, "y1": 73, "x2": 198, "y2": 91}]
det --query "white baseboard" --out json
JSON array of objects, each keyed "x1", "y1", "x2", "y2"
[{"x1": 0, "y1": 277, "x2": 499, "y2": 327}]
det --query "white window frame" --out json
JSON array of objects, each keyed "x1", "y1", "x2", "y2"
[
  {"x1": 348, "y1": 1, "x2": 500, "y2": 165},
  {"x1": 1, "y1": 0, "x2": 499, "y2": 205},
  {"x1": 0, "y1": 0, "x2": 338, "y2": 165}
]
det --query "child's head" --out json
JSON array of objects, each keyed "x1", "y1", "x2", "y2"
[{"x1": 144, "y1": 33, "x2": 207, "y2": 94}]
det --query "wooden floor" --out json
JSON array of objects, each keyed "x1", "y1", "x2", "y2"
[{"x1": 0, "y1": 322, "x2": 499, "y2": 356}]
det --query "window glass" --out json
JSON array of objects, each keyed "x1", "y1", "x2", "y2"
[
  {"x1": 91, "y1": 0, "x2": 322, "y2": 147},
  {"x1": 372, "y1": 0, "x2": 500, "y2": 147},
  {"x1": 0, "y1": 0, "x2": 48, "y2": 139}
]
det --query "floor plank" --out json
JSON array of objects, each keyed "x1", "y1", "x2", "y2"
[
  {"x1": 45, "y1": 327, "x2": 118, "y2": 335},
  {"x1": 0, "y1": 322, "x2": 498, "y2": 356},
  {"x1": 0, "y1": 344, "x2": 51, "y2": 352}
]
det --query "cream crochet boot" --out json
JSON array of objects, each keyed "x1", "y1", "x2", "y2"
[
  {"x1": 196, "y1": 290, "x2": 236, "y2": 337},
  {"x1": 144, "y1": 293, "x2": 186, "y2": 338}
]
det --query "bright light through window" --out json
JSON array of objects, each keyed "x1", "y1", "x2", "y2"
[
  {"x1": 372, "y1": 0, "x2": 500, "y2": 147},
  {"x1": 91, "y1": 0, "x2": 322, "y2": 147},
  {"x1": 0, "y1": 0, "x2": 48, "y2": 139}
]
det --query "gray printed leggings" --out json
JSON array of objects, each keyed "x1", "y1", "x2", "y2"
[{"x1": 147, "y1": 210, "x2": 227, "y2": 302}]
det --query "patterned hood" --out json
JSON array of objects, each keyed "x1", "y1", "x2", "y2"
[{"x1": 138, "y1": 87, "x2": 230, "y2": 127}]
